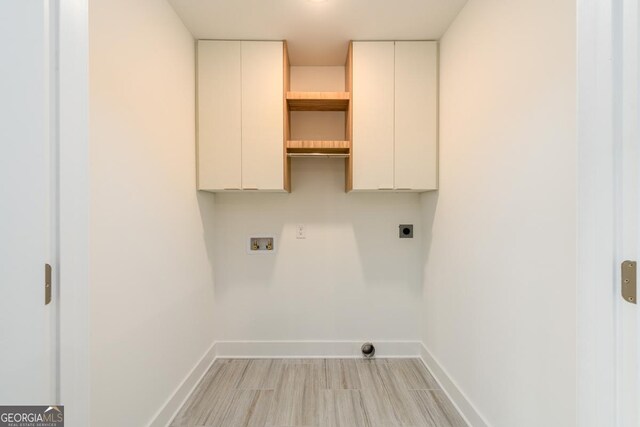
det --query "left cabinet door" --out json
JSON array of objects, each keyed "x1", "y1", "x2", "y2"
[
  {"x1": 197, "y1": 41, "x2": 242, "y2": 191},
  {"x1": 241, "y1": 41, "x2": 284, "y2": 191}
]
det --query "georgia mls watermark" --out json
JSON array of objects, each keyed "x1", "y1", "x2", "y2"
[{"x1": 0, "y1": 406, "x2": 63, "y2": 427}]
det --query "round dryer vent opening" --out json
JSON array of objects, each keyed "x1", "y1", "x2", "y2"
[{"x1": 361, "y1": 342, "x2": 375, "y2": 358}]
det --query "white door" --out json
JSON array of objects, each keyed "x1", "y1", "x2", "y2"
[
  {"x1": 0, "y1": 1, "x2": 56, "y2": 404},
  {"x1": 620, "y1": 0, "x2": 640, "y2": 424}
]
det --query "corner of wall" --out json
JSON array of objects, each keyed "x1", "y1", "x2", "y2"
[
  {"x1": 148, "y1": 342, "x2": 218, "y2": 427},
  {"x1": 419, "y1": 343, "x2": 490, "y2": 427}
]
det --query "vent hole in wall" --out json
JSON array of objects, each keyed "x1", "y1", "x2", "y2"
[
  {"x1": 361, "y1": 342, "x2": 375, "y2": 358},
  {"x1": 399, "y1": 224, "x2": 413, "y2": 238}
]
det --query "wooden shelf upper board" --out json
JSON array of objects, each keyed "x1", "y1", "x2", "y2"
[
  {"x1": 286, "y1": 92, "x2": 350, "y2": 111},
  {"x1": 286, "y1": 140, "x2": 350, "y2": 154}
]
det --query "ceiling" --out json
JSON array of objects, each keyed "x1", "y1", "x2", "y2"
[{"x1": 167, "y1": 0, "x2": 468, "y2": 65}]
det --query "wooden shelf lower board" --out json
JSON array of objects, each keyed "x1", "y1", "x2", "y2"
[
  {"x1": 287, "y1": 92, "x2": 350, "y2": 111},
  {"x1": 286, "y1": 140, "x2": 351, "y2": 154}
]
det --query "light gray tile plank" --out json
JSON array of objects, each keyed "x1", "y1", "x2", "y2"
[
  {"x1": 173, "y1": 390, "x2": 234, "y2": 427},
  {"x1": 283, "y1": 358, "x2": 326, "y2": 365},
  {"x1": 359, "y1": 388, "x2": 400, "y2": 427},
  {"x1": 170, "y1": 360, "x2": 229, "y2": 426},
  {"x1": 219, "y1": 390, "x2": 274, "y2": 427},
  {"x1": 355, "y1": 361, "x2": 387, "y2": 391},
  {"x1": 377, "y1": 364, "x2": 427, "y2": 426},
  {"x1": 326, "y1": 359, "x2": 362, "y2": 390},
  {"x1": 266, "y1": 364, "x2": 297, "y2": 426},
  {"x1": 266, "y1": 364, "x2": 324, "y2": 426},
  {"x1": 357, "y1": 361, "x2": 401, "y2": 427},
  {"x1": 354, "y1": 358, "x2": 390, "y2": 365},
  {"x1": 319, "y1": 390, "x2": 370, "y2": 427},
  {"x1": 237, "y1": 359, "x2": 284, "y2": 390},
  {"x1": 410, "y1": 390, "x2": 467, "y2": 427},
  {"x1": 171, "y1": 360, "x2": 249, "y2": 426},
  {"x1": 388, "y1": 359, "x2": 440, "y2": 390}
]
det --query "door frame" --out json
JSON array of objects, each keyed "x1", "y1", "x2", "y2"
[
  {"x1": 56, "y1": 0, "x2": 90, "y2": 425},
  {"x1": 51, "y1": 0, "x2": 633, "y2": 425},
  {"x1": 577, "y1": 0, "x2": 636, "y2": 425}
]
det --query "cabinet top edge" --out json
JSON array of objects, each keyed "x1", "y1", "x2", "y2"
[
  {"x1": 197, "y1": 39, "x2": 286, "y2": 43},
  {"x1": 196, "y1": 39, "x2": 438, "y2": 44},
  {"x1": 350, "y1": 39, "x2": 439, "y2": 43}
]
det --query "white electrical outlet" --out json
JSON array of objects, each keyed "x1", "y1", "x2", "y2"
[{"x1": 296, "y1": 224, "x2": 306, "y2": 239}]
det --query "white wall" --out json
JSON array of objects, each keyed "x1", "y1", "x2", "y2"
[
  {"x1": 211, "y1": 67, "x2": 423, "y2": 345},
  {"x1": 89, "y1": 0, "x2": 216, "y2": 425},
  {"x1": 421, "y1": 0, "x2": 577, "y2": 426}
]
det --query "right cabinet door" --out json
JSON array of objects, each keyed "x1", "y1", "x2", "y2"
[
  {"x1": 241, "y1": 41, "x2": 284, "y2": 191},
  {"x1": 394, "y1": 41, "x2": 438, "y2": 191}
]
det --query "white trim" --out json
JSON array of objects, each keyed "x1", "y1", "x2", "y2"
[
  {"x1": 419, "y1": 343, "x2": 489, "y2": 427},
  {"x1": 576, "y1": 0, "x2": 619, "y2": 425},
  {"x1": 148, "y1": 342, "x2": 218, "y2": 427},
  {"x1": 48, "y1": 0, "x2": 61, "y2": 403},
  {"x1": 214, "y1": 340, "x2": 421, "y2": 358},
  {"x1": 57, "y1": 0, "x2": 90, "y2": 426}
]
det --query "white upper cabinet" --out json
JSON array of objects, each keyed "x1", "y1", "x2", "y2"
[
  {"x1": 394, "y1": 41, "x2": 438, "y2": 191},
  {"x1": 241, "y1": 41, "x2": 284, "y2": 190},
  {"x1": 197, "y1": 41, "x2": 242, "y2": 190},
  {"x1": 351, "y1": 41, "x2": 438, "y2": 192},
  {"x1": 352, "y1": 42, "x2": 395, "y2": 190},
  {"x1": 197, "y1": 39, "x2": 435, "y2": 193},
  {"x1": 197, "y1": 40, "x2": 284, "y2": 192}
]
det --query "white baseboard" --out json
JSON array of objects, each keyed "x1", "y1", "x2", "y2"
[
  {"x1": 215, "y1": 340, "x2": 421, "y2": 358},
  {"x1": 419, "y1": 343, "x2": 490, "y2": 427},
  {"x1": 148, "y1": 342, "x2": 218, "y2": 427}
]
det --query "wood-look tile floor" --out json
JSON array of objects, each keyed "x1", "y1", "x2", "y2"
[{"x1": 171, "y1": 358, "x2": 467, "y2": 427}]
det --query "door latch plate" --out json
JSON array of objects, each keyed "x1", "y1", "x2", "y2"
[{"x1": 622, "y1": 260, "x2": 636, "y2": 304}]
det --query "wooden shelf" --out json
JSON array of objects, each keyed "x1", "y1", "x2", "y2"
[
  {"x1": 286, "y1": 92, "x2": 350, "y2": 111},
  {"x1": 286, "y1": 140, "x2": 350, "y2": 154},
  {"x1": 282, "y1": 43, "x2": 353, "y2": 192}
]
